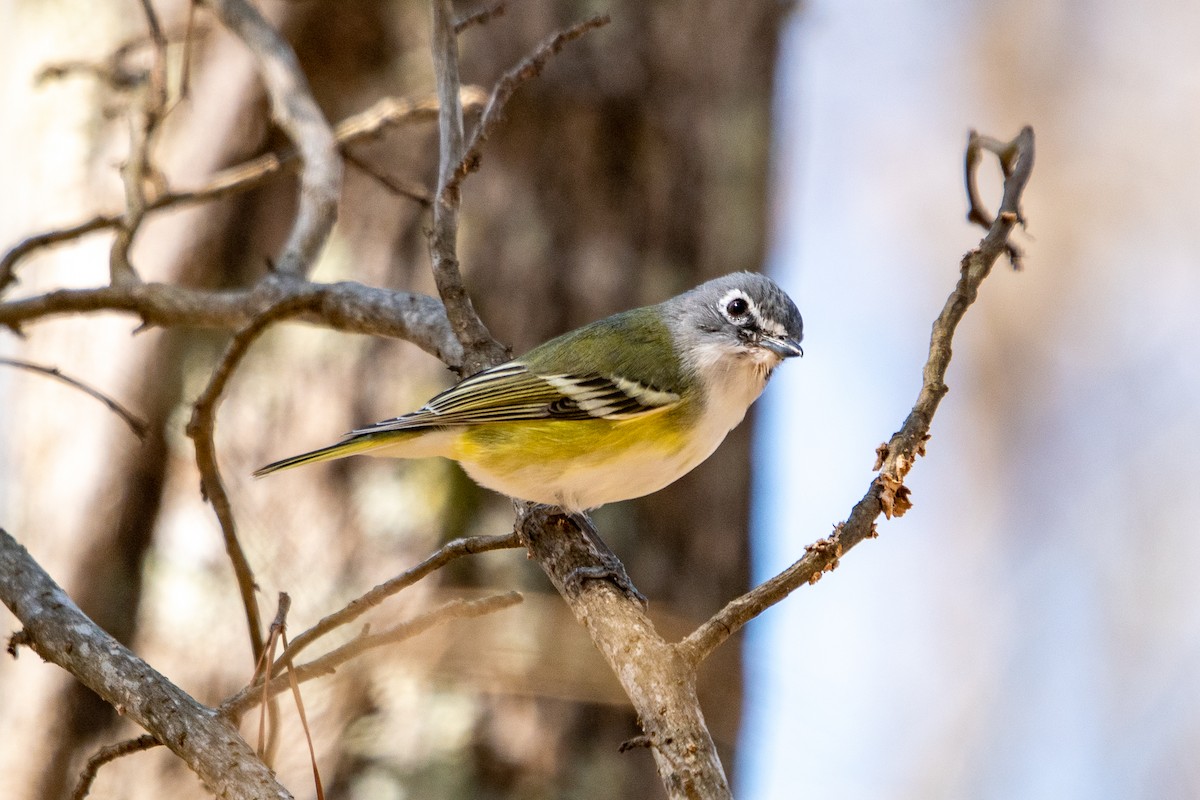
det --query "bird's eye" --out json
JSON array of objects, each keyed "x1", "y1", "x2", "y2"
[{"x1": 726, "y1": 297, "x2": 749, "y2": 317}]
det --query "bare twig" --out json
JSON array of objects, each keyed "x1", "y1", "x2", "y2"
[
  {"x1": 0, "y1": 278, "x2": 464, "y2": 367},
  {"x1": 427, "y1": 10, "x2": 608, "y2": 373},
  {"x1": 678, "y1": 126, "x2": 1037, "y2": 668},
  {"x1": 180, "y1": 0, "x2": 198, "y2": 100},
  {"x1": 186, "y1": 294, "x2": 326, "y2": 662},
  {"x1": 0, "y1": 530, "x2": 291, "y2": 800},
  {"x1": 72, "y1": 735, "x2": 160, "y2": 800},
  {"x1": 139, "y1": 0, "x2": 168, "y2": 105},
  {"x1": 250, "y1": 593, "x2": 291, "y2": 764},
  {"x1": 37, "y1": 39, "x2": 149, "y2": 91},
  {"x1": 202, "y1": 0, "x2": 341, "y2": 278},
  {"x1": 280, "y1": 626, "x2": 326, "y2": 800},
  {"x1": 274, "y1": 531, "x2": 523, "y2": 671},
  {"x1": 445, "y1": 14, "x2": 610, "y2": 199},
  {"x1": 454, "y1": 1, "x2": 507, "y2": 33},
  {"x1": 1, "y1": 219, "x2": 118, "y2": 292},
  {"x1": 107, "y1": 0, "x2": 171, "y2": 286},
  {"x1": 428, "y1": 0, "x2": 507, "y2": 374},
  {"x1": 0, "y1": 357, "x2": 148, "y2": 439},
  {"x1": 515, "y1": 506, "x2": 731, "y2": 799},
  {"x1": 222, "y1": 592, "x2": 522, "y2": 720},
  {"x1": 343, "y1": 149, "x2": 433, "y2": 207},
  {"x1": 0, "y1": 91, "x2": 485, "y2": 292},
  {"x1": 966, "y1": 128, "x2": 1029, "y2": 268}
]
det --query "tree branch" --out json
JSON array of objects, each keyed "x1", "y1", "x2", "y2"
[
  {"x1": 71, "y1": 735, "x2": 160, "y2": 800},
  {"x1": 677, "y1": 126, "x2": 1036, "y2": 668},
  {"x1": 201, "y1": 0, "x2": 341, "y2": 279},
  {"x1": 516, "y1": 507, "x2": 731, "y2": 799},
  {"x1": 454, "y1": 1, "x2": 507, "y2": 33},
  {"x1": 0, "y1": 530, "x2": 292, "y2": 800},
  {"x1": 107, "y1": 0, "x2": 171, "y2": 287},
  {"x1": 274, "y1": 531, "x2": 523, "y2": 671},
  {"x1": 0, "y1": 278, "x2": 464, "y2": 368},
  {"x1": 428, "y1": 0, "x2": 507, "y2": 374},
  {"x1": 186, "y1": 294, "x2": 327, "y2": 663},
  {"x1": 221, "y1": 591, "x2": 522, "y2": 720},
  {"x1": 445, "y1": 14, "x2": 610, "y2": 199}
]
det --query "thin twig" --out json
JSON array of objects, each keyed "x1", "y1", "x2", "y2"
[
  {"x1": 428, "y1": 0, "x2": 507, "y2": 374},
  {"x1": 425, "y1": 8, "x2": 610, "y2": 373},
  {"x1": 965, "y1": 128, "x2": 1029, "y2": 268},
  {"x1": 202, "y1": 0, "x2": 341, "y2": 278},
  {"x1": 444, "y1": 14, "x2": 610, "y2": 199},
  {"x1": 71, "y1": 735, "x2": 160, "y2": 800},
  {"x1": 0, "y1": 91, "x2": 485, "y2": 292},
  {"x1": 275, "y1": 596, "x2": 326, "y2": 800},
  {"x1": 221, "y1": 592, "x2": 522, "y2": 719},
  {"x1": 274, "y1": 531, "x2": 523, "y2": 671},
  {"x1": 139, "y1": 0, "x2": 168, "y2": 101},
  {"x1": 186, "y1": 294, "x2": 326, "y2": 663},
  {"x1": 0, "y1": 357, "x2": 148, "y2": 439},
  {"x1": 37, "y1": 39, "x2": 148, "y2": 91},
  {"x1": 677, "y1": 126, "x2": 1036, "y2": 668},
  {"x1": 252, "y1": 594, "x2": 290, "y2": 764},
  {"x1": 108, "y1": 0, "x2": 170, "y2": 287},
  {"x1": 343, "y1": 149, "x2": 432, "y2": 206},
  {"x1": 454, "y1": 1, "x2": 507, "y2": 33},
  {"x1": 180, "y1": 0, "x2": 198, "y2": 101}
]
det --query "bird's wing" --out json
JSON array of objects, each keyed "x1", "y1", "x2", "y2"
[{"x1": 351, "y1": 362, "x2": 681, "y2": 435}]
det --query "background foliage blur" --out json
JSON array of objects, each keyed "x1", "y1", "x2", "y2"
[{"x1": 747, "y1": 1, "x2": 1200, "y2": 798}]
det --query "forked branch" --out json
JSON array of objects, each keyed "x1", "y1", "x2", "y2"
[
  {"x1": 0, "y1": 530, "x2": 292, "y2": 800},
  {"x1": 273, "y1": 531, "x2": 523, "y2": 671},
  {"x1": 678, "y1": 126, "x2": 1036, "y2": 668},
  {"x1": 186, "y1": 294, "x2": 327, "y2": 661}
]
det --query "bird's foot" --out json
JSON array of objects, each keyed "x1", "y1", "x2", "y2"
[{"x1": 564, "y1": 561, "x2": 648, "y2": 609}]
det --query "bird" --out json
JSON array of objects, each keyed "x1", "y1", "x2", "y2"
[{"x1": 256, "y1": 272, "x2": 803, "y2": 513}]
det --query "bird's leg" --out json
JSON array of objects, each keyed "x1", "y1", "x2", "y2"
[
  {"x1": 561, "y1": 512, "x2": 648, "y2": 609},
  {"x1": 515, "y1": 504, "x2": 648, "y2": 609}
]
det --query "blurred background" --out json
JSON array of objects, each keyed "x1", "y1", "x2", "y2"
[
  {"x1": 1, "y1": 1, "x2": 1197, "y2": 799},
  {"x1": 748, "y1": 1, "x2": 1200, "y2": 799}
]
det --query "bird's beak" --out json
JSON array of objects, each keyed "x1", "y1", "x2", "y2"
[{"x1": 759, "y1": 334, "x2": 804, "y2": 359}]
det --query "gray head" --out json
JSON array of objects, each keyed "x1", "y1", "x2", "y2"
[{"x1": 666, "y1": 272, "x2": 804, "y2": 373}]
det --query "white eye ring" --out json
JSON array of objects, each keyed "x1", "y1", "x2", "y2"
[{"x1": 718, "y1": 289, "x2": 756, "y2": 324}]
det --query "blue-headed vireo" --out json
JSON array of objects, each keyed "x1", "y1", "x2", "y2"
[{"x1": 256, "y1": 272, "x2": 803, "y2": 512}]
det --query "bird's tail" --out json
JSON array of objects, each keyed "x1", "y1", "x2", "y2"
[{"x1": 254, "y1": 432, "x2": 401, "y2": 477}]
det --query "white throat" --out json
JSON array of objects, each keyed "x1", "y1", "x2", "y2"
[{"x1": 687, "y1": 340, "x2": 780, "y2": 440}]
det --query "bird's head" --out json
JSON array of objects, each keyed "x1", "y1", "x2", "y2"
[{"x1": 669, "y1": 272, "x2": 804, "y2": 376}]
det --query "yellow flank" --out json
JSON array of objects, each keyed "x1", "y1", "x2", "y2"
[
  {"x1": 456, "y1": 411, "x2": 683, "y2": 468},
  {"x1": 447, "y1": 405, "x2": 700, "y2": 509}
]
